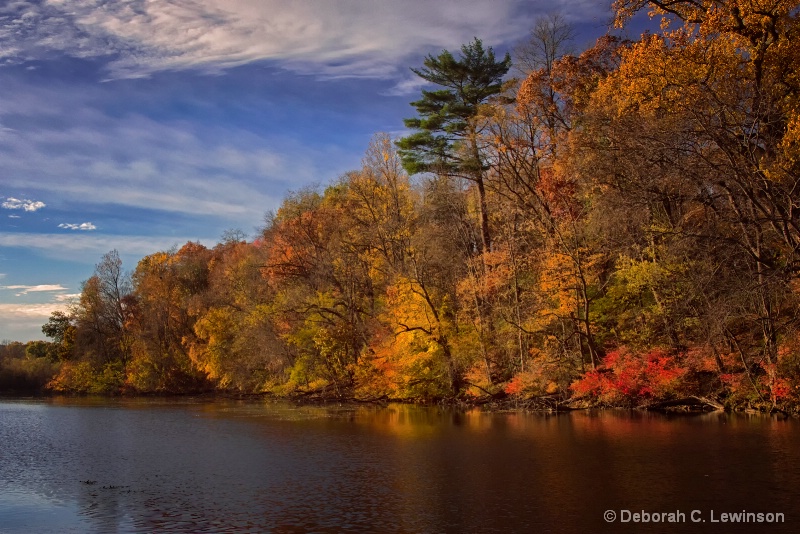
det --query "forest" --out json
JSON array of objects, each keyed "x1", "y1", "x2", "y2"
[{"x1": 2, "y1": 1, "x2": 800, "y2": 413}]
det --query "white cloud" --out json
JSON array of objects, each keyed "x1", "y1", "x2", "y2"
[
  {"x1": 1, "y1": 197, "x2": 46, "y2": 211},
  {"x1": 8, "y1": 214, "x2": 21, "y2": 218},
  {"x1": 58, "y1": 222, "x2": 97, "y2": 231},
  {"x1": 0, "y1": 302, "x2": 69, "y2": 341},
  {"x1": 0, "y1": 231, "x2": 216, "y2": 259},
  {"x1": 381, "y1": 75, "x2": 429, "y2": 97},
  {"x1": 0, "y1": 302, "x2": 66, "y2": 318},
  {"x1": 2, "y1": 284, "x2": 68, "y2": 293},
  {"x1": 0, "y1": 1, "x2": 609, "y2": 80},
  {"x1": 1, "y1": 284, "x2": 69, "y2": 297},
  {"x1": 0, "y1": 1, "x2": 615, "y2": 232}
]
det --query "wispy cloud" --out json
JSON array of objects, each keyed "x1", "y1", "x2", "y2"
[
  {"x1": 0, "y1": 301, "x2": 69, "y2": 341},
  {"x1": 0, "y1": 231, "x2": 216, "y2": 259},
  {"x1": 58, "y1": 222, "x2": 97, "y2": 231},
  {"x1": 1, "y1": 197, "x2": 46, "y2": 211},
  {"x1": 2, "y1": 284, "x2": 68, "y2": 292},
  {"x1": 0, "y1": 1, "x2": 609, "y2": 80},
  {"x1": 0, "y1": 79, "x2": 302, "y2": 224},
  {"x1": 381, "y1": 75, "x2": 429, "y2": 97},
  {"x1": 0, "y1": 302, "x2": 66, "y2": 318},
  {"x1": 1, "y1": 284, "x2": 69, "y2": 296},
  {"x1": 0, "y1": 1, "x2": 613, "y2": 233}
]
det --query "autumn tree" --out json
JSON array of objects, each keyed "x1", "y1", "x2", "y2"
[
  {"x1": 601, "y1": 1, "x2": 800, "y2": 373},
  {"x1": 72, "y1": 250, "x2": 133, "y2": 365},
  {"x1": 126, "y1": 243, "x2": 212, "y2": 392},
  {"x1": 342, "y1": 134, "x2": 416, "y2": 280},
  {"x1": 478, "y1": 37, "x2": 627, "y2": 382},
  {"x1": 261, "y1": 185, "x2": 378, "y2": 395},
  {"x1": 48, "y1": 250, "x2": 133, "y2": 393},
  {"x1": 190, "y1": 238, "x2": 286, "y2": 392}
]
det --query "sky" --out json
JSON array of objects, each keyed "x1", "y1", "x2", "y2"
[{"x1": 0, "y1": 0, "x2": 620, "y2": 342}]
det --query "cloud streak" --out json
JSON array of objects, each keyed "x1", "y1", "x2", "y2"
[
  {"x1": 0, "y1": 78, "x2": 305, "y2": 225},
  {"x1": 0, "y1": 301, "x2": 69, "y2": 341},
  {"x1": 0, "y1": 1, "x2": 609, "y2": 80},
  {"x1": 2, "y1": 284, "x2": 68, "y2": 292},
  {"x1": 1, "y1": 284, "x2": 69, "y2": 297},
  {"x1": 0, "y1": 302, "x2": 67, "y2": 318},
  {"x1": 0, "y1": 231, "x2": 216, "y2": 259}
]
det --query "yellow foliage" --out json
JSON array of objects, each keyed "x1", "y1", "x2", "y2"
[{"x1": 192, "y1": 307, "x2": 235, "y2": 384}]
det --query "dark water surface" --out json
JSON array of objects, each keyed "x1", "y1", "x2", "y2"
[{"x1": 1, "y1": 398, "x2": 799, "y2": 533}]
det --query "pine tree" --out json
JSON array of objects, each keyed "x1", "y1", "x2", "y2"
[{"x1": 397, "y1": 38, "x2": 511, "y2": 254}]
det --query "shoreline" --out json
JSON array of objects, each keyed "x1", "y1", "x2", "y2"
[{"x1": 3, "y1": 389, "x2": 795, "y2": 417}]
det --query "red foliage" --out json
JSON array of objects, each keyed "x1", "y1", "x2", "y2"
[
  {"x1": 771, "y1": 377, "x2": 793, "y2": 401},
  {"x1": 762, "y1": 362, "x2": 796, "y2": 403},
  {"x1": 504, "y1": 375, "x2": 524, "y2": 395},
  {"x1": 537, "y1": 167, "x2": 580, "y2": 220},
  {"x1": 719, "y1": 359, "x2": 800, "y2": 407},
  {"x1": 571, "y1": 347, "x2": 686, "y2": 405}
]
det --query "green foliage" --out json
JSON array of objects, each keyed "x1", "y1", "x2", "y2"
[
  {"x1": 397, "y1": 38, "x2": 511, "y2": 177},
  {"x1": 42, "y1": 311, "x2": 71, "y2": 344},
  {"x1": 388, "y1": 330, "x2": 454, "y2": 400},
  {"x1": 25, "y1": 340, "x2": 56, "y2": 361}
]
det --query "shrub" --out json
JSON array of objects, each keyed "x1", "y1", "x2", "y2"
[{"x1": 570, "y1": 347, "x2": 686, "y2": 406}]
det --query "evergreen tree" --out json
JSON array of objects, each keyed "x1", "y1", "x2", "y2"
[{"x1": 397, "y1": 38, "x2": 511, "y2": 254}]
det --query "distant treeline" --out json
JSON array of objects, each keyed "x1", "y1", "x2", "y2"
[{"x1": 4, "y1": 2, "x2": 800, "y2": 412}]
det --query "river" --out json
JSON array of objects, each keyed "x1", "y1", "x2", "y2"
[{"x1": 0, "y1": 398, "x2": 798, "y2": 533}]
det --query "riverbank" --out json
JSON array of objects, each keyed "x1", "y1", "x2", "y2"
[{"x1": 9, "y1": 387, "x2": 795, "y2": 417}]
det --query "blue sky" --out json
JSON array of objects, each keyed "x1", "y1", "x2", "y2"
[{"x1": 0, "y1": 0, "x2": 617, "y2": 342}]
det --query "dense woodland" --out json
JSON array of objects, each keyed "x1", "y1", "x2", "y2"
[{"x1": 3, "y1": 1, "x2": 800, "y2": 412}]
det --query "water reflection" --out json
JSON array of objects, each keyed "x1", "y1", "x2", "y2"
[{"x1": 1, "y1": 399, "x2": 798, "y2": 533}]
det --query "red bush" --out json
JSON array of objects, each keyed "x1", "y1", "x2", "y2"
[{"x1": 570, "y1": 347, "x2": 686, "y2": 406}]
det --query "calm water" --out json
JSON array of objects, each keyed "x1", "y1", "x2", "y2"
[{"x1": 1, "y1": 398, "x2": 799, "y2": 533}]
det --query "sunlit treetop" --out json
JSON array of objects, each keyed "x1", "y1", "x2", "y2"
[{"x1": 613, "y1": 0, "x2": 799, "y2": 38}]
